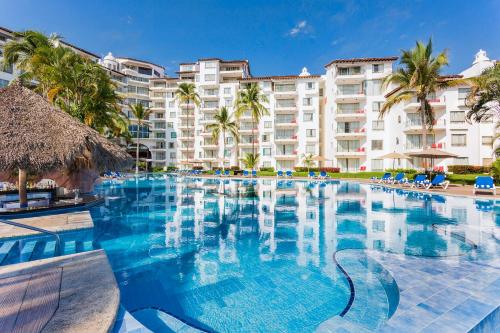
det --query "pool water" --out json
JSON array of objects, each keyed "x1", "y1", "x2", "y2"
[{"x1": 88, "y1": 176, "x2": 496, "y2": 332}]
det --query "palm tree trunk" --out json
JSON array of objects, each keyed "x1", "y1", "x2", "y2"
[
  {"x1": 187, "y1": 98, "x2": 190, "y2": 168},
  {"x1": 420, "y1": 98, "x2": 428, "y2": 170},
  {"x1": 135, "y1": 121, "x2": 140, "y2": 174},
  {"x1": 222, "y1": 129, "x2": 226, "y2": 171},
  {"x1": 252, "y1": 117, "x2": 255, "y2": 159},
  {"x1": 18, "y1": 168, "x2": 27, "y2": 208}
]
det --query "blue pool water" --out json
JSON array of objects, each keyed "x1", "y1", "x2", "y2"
[
  {"x1": 2, "y1": 175, "x2": 496, "y2": 332},
  {"x1": 86, "y1": 176, "x2": 499, "y2": 332}
]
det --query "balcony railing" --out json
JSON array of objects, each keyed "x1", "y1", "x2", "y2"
[
  {"x1": 274, "y1": 85, "x2": 296, "y2": 92},
  {"x1": 336, "y1": 127, "x2": 365, "y2": 134},
  {"x1": 275, "y1": 117, "x2": 296, "y2": 124},
  {"x1": 336, "y1": 109, "x2": 365, "y2": 115}
]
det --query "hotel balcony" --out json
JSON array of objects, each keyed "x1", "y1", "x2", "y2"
[
  {"x1": 201, "y1": 143, "x2": 218, "y2": 149},
  {"x1": 335, "y1": 109, "x2": 366, "y2": 120},
  {"x1": 220, "y1": 67, "x2": 244, "y2": 78},
  {"x1": 335, "y1": 148, "x2": 366, "y2": 157},
  {"x1": 239, "y1": 126, "x2": 258, "y2": 134},
  {"x1": 179, "y1": 146, "x2": 195, "y2": 152},
  {"x1": 200, "y1": 156, "x2": 217, "y2": 162},
  {"x1": 201, "y1": 131, "x2": 213, "y2": 137},
  {"x1": 335, "y1": 128, "x2": 366, "y2": 138},
  {"x1": 274, "y1": 135, "x2": 298, "y2": 144},
  {"x1": 179, "y1": 113, "x2": 195, "y2": 119},
  {"x1": 275, "y1": 152, "x2": 298, "y2": 160},
  {"x1": 178, "y1": 135, "x2": 195, "y2": 141},
  {"x1": 404, "y1": 97, "x2": 446, "y2": 111},
  {"x1": 238, "y1": 140, "x2": 259, "y2": 148},
  {"x1": 200, "y1": 105, "x2": 219, "y2": 112},
  {"x1": 274, "y1": 86, "x2": 297, "y2": 98},
  {"x1": 335, "y1": 92, "x2": 366, "y2": 103},
  {"x1": 404, "y1": 119, "x2": 446, "y2": 133},
  {"x1": 178, "y1": 123, "x2": 194, "y2": 130},
  {"x1": 335, "y1": 73, "x2": 365, "y2": 84},
  {"x1": 274, "y1": 104, "x2": 297, "y2": 114},
  {"x1": 179, "y1": 103, "x2": 196, "y2": 110},
  {"x1": 275, "y1": 118, "x2": 298, "y2": 128},
  {"x1": 200, "y1": 93, "x2": 219, "y2": 100}
]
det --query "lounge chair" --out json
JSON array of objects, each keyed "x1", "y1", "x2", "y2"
[
  {"x1": 308, "y1": 171, "x2": 317, "y2": 179},
  {"x1": 214, "y1": 169, "x2": 221, "y2": 176},
  {"x1": 425, "y1": 174, "x2": 450, "y2": 190},
  {"x1": 223, "y1": 170, "x2": 230, "y2": 177},
  {"x1": 319, "y1": 171, "x2": 330, "y2": 179},
  {"x1": 252, "y1": 170, "x2": 257, "y2": 177},
  {"x1": 408, "y1": 174, "x2": 428, "y2": 188},
  {"x1": 286, "y1": 170, "x2": 293, "y2": 178},
  {"x1": 371, "y1": 172, "x2": 391, "y2": 183},
  {"x1": 277, "y1": 170, "x2": 284, "y2": 178},
  {"x1": 391, "y1": 172, "x2": 406, "y2": 185},
  {"x1": 243, "y1": 170, "x2": 249, "y2": 177},
  {"x1": 473, "y1": 176, "x2": 496, "y2": 195}
]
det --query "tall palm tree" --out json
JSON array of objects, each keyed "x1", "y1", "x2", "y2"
[
  {"x1": 206, "y1": 107, "x2": 239, "y2": 170},
  {"x1": 381, "y1": 39, "x2": 454, "y2": 152},
  {"x1": 235, "y1": 83, "x2": 269, "y2": 164},
  {"x1": 130, "y1": 104, "x2": 151, "y2": 174},
  {"x1": 465, "y1": 63, "x2": 500, "y2": 123},
  {"x1": 175, "y1": 83, "x2": 200, "y2": 167}
]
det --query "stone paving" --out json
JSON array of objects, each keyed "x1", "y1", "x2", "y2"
[{"x1": 0, "y1": 211, "x2": 93, "y2": 239}]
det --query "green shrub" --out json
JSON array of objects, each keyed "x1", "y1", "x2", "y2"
[
  {"x1": 151, "y1": 166, "x2": 164, "y2": 172},
  {"x1": 491, "y1": 159, "x2": 500, "y2": 183},
  {"x1": 386, "y1": 168, "x2": 417, "y2": 174},
  {"x1": 260, "y1": 167, "x2": 275, "y2": 172},
  {"x1": 448, "y1": 165, "x2": 491, "y2": 174}
]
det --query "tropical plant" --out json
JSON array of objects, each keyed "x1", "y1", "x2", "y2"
[
  {"x1": 240, "y1": 153, "x2": 260, "y2": 170},
  {"x1": 465, "y1": 63, "x2": 500, "y2": 122},
  {"x1": 2, "y1": 30, "x2": 125, "y2": 136},
  {"x1": 235, "y1": 83, "x2": 269, "y2": 157},
  {"x1": 175, "y1": 83, "x2": 200, "y2": 166},
  {"x1": 130, "y1": 104, "x2": 152, "y2": 173},
  {"x1": 380, "y1": 39, "x2": 457, "y2": 151},
  {"x1": 302, "y1": 153, "x2": 314, "y2": 172},
  {"x1": 206, "y1": 107, "x2": 239, "y2": 171}
]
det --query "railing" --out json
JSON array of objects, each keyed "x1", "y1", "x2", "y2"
[
  {"x1": 337, "y1": 109, "x2": 365, "y2": 115},
  {"x1": 274, "y1": 85, "x2": 296, "y2": 92},
  {"x1": 0, "y1": 219, "x2": 61, "y2": 256}
]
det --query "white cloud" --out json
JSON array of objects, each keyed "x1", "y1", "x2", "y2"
[{"x1": 288, "y1": 20, "x2": 309, "y2": 37}]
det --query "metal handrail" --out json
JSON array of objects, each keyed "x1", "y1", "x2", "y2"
[{"x1": 0, "y1": 219, "x2": 62, "y2": 256}]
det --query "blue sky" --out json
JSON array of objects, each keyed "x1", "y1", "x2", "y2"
[{"x1": 1, "y1": 0, "x2": 499, "y2": 76}]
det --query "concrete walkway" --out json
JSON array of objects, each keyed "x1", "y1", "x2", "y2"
[{"x1": 0, "y1": 250, "x2": 119, "y2": 333}]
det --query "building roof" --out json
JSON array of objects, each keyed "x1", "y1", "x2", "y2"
[
  {"x1": 384, "y1": 75, "x2": 465, "y2": 98},
  {"x1": 115, "y1": 57, "x2": 165, "y2": 69},
  {"x1": 60, "y1": 40, "x2": 100, "y2": 59},
  {"x1": 325, "y1": 56, "x2": 398, "y2": 68},
  {"x1": 150, "y1": 77, "x2": 179, "y2": 81},
  {"x1": 240, "y1": 74, "x2": 321, "y2": 82},
  {"x1": 0, "y1": 26, "x2": 13, "y2": 36}
]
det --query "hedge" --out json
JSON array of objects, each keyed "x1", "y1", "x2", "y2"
[
  {"x1": 448, "y1": 165, "x2": 491, "y2": 174},
  {"x1": 294, "y1": 167, "x2": 341, "y2": 173}
]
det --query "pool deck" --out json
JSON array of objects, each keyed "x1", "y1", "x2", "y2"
[
  {"x1": 0, "y1": 250, "x2": 119, "y2": 333},
  {"x1": 0, "y1": 211, "x2": 93, "y2": 239}
]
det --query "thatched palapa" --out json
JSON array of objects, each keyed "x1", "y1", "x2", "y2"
[{"x1": 0, "y1": 81, "x2": 133, "y2": 206}]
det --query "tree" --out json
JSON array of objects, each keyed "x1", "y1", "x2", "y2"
[
  {"x1": 302, "y1": 153, "x2": 314, "y2": 173},
  {"x1": 175, "y1": 83, "x2": 200, "y2": 167},
  {"x1": 240, "y1": 153, "x2": 260, "y2": 170},
  {"x1": 465, "y1": 63, "x2": 500, "y2": 123},
  {"x1": 381, "y1": 39, "x2": 456, "y2": 151},
  {"x1": 235, "y1": 83, "x2": 269, "y2": 164},
  {"x1": 206, "y1": 107, "x2": 239, "y2": 171},
  {"x1": 130, "y1": 104, "x2": 151, "y2": 174}
]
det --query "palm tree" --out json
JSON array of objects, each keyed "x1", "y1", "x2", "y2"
[
  {"x1": 206, "y1": 107, "x2": 239, "y2": 170},
  {"x1": 235, "y1": 83, "x2": 269, "y2": 163},
  {"x1": 381, "y1": 39, "x2": 455, "y2": 152},
  {"x1": 175, "y1": 83, "x2": 200, "y2": 167},
  {"x1": 465, "y1": 63, "x2": 500, "y2": 123},
  {"x1": 302, "y1": 153, "x2": 314, "y2": 173},
  {"x1": 130, "y1": 104, "x2": 152, "y2": 174},
  {"x1": 240, "y1": 153, "x2": 260, "y2": 170}
]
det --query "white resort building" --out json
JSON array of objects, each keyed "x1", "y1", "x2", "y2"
[{"x1": 0, "y1": 25, "x2": 497, "y2": 171}]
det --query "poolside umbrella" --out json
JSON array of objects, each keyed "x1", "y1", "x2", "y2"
[
  {"x1": 378, "y1": 151, "x2": 410, "y2": 169},
  {"x1": 0, "y1": 82, "x2": 133, "y2": 207},
  {"x1": 408, "y1": 148, "x2": 458, "y2": 170},
  {"x1": 311, "y1": 155, "x2": 332, "y2": 167}
]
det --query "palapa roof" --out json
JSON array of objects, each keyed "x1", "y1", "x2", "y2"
[{"x1": 0, "y1": 82, "x2": 133, "y2": 174}]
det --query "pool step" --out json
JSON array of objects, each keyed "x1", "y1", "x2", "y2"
[{"x1": 0, "y1": 233, "x2": 98, "y2": 267}]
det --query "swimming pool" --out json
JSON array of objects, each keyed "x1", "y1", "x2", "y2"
[{"x1": 90, "y1": 176, "x2": 497, "y2": 332}]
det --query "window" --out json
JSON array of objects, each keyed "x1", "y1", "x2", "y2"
[
  {"x1": 369, "y1": 79, "x2": 383, "y2": 95},
  {"x1": 303, "y1": 113, "x2": 313, "y2": 121},
  {"x1": 453, "y1": 157, "x2": 469, "y2": 165},
  {"x1": 371, "y1": 159, "x2": 384, "y2": 171},
  {"x1": 337, "y1": 140, "x2": 360, "y2": 152},
  {"x1": 372, "y1": 101, "x2": 382, "y2": 112},
  {"x1": 168, "y1": 101, "x2": 175, "y2": 108},
  {"x1": 225, "y1": 137, "x2": 234, "y2": 144},
  {"x1": 171, "y1": 132, "x2": 177, "y2": 139},
  {"x1": 205, "y1": 62, "x2": 216, "y2": 69},
  {"x1": 338, "y1": 84, "x2": 363, "y2": 95},
  {"x1": 306, "y1": 82, "x2": 315, "y2": 90},
  {"x1": 451, "y1": 134, "x2": 467, "y2": 146},
  {"x1": 450, "y1": 111, "x2": 465, "y2": 123},
  {"x1": 156, "y1": 152, "x2": 166, "y2": 160},
  {"x1": 262, "y1": 134, "x2": 270, "y2": 142},
  {"x1": 264, "y1": 121, "x2": 272, "y2": 128},
  {"x1": 169, "y1": 152, "x2": 176, "y2": 159},
  {"x1": 128, "y1": 125, "x2": 150, "y2": 139},
  {"x1": 371, "y1": 140, "x2": 383, "y2": 150},
  {"x1": 482, "y1": 136, "x2": 493, "y2": 145},
  {"x1": 306, "y1": 144, "x2": 316, "y2": 154},
  {"x1": 168, "y1": 142, "x2": 175, "y2": 148},
  {"x1": 263, "y1": 161, "x2": 272, "y2": 168},
  {"x1": 372, "y1": 64, "x2": 384, "y2": 73},
  {"x1": 262, "y1": 148, "x2": 271, "y2": 156},
  {"x1": 372, "y1": 220, "x2": 385, "y2": 232},
  {"x1": 204, "y1": 74, "x2": 215, "y2": 81},
  {"x1": 306, "y1": 129, "x2": 316, "y2": 137},
  {"x1": 303, "y1": 97, "x2": 312, "y2": 106},
  {"x1": 155, "y1": 132, "x2": 166, "y2": 139},
  {"x1": 223, "y1": 87, "x2": 231, "y2": 94},
  {"x1": 167, "y1": 122, "x2": 173, "y2": 128},
  {"x1": 372, "y1": 120, "x2": 384, "y2": 130},
  {"x1": 224, "y1": 98, "x2": 233, "y2": 106},
  {"x1": 138, "y1": 67, "x2": 152, "y2": 75},
  {"x1": 170, "y1": 112, "x2": 176, "y2": 118},
  {"x1": 458, "y1": 88, "x2": 470, "y2": 101},
  {"x1": 338, "y1": 66, "x2": 361, "y2": 75}
]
